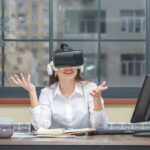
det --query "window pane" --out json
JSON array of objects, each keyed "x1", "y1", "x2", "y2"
[
  {"x1": 129, "y1": 62, "x2": 134, "y2": 75},
  {"x1": 135, "y1": 62, "x2": 141, "y2": 75},
  {"x1": 53, "y1": 41, "x2": 99, "y2": 83},
  {"x1": 0, "y1": 0, "x2": 147, "y2": 91},
  {"x1": 0, "y1": 47, "x2": 2, "y2": 86},
  {"x1": 101, "y1": 42, "x2": 146, "y2": 87},
  {"x1": 101, "y1": 0, "x2": 146, "y2": 39},
  {"x1": 4, "y1": 42, "x2": 50, "y2": 87},
  {"x1": 135, "y1": 19, "x2": 141, "y2": 32},
  {"x1": 4, "y1": 0, "x2": 49, "y2": 39},
  {"x1": 0, "y1": 0, "x2": 1, "y2": 17},
  {"x1": 0, "y1": 0, "x2": 2, "y2": 86},
  {"x1": 53, "y1": 0, "x2": 99, "y2": 39},
  {"x1": 121, "y1": 63, "x2": 126, "y2": 75}
]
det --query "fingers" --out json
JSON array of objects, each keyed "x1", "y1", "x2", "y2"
[
  {"x1": 10, "y1": 74, "x2": 22, "y2": 86},
  {"x1": 27, "y1": 73, "x2": 31, "y2": 88},
  {"x1": 27, "y1": 73, "x2": 31, "y2": 83},
  {"x1": 20, "y1": 73, "x2": 27, "y2": 87},
  {"x1": 90, "y1": 81, "x2": 108, "y2": 97},
  {"x1": 94, "y1": 81, "x2": 108, "y2": 93},
  {"x1": 90, "y1": 90, "x2": 99, "y2": 97},
  {"x1": 10, "y1": 73, "x2": 28, "y2": 88},
  {"x1": 10, "y1": 76, "x2": 20, "y2": 86}
]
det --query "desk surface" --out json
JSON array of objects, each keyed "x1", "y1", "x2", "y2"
[
  {"x1": 0, "y1": 134, "x2": 150, "y2": 145},
  {"x1": 0, "y1": 133, "x2": 150, "y2": 150}
]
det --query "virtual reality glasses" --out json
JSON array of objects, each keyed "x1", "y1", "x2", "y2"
[
  {"x1": 47, "y1": 50, "x2": 84, "y2": 75},
  {"x1": 53, "y1": 50, "x2": 84, "y2": 68}
]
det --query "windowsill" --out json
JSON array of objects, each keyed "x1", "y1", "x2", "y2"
[
  {"x1": 0, "y1": 87, "x2": 139, "y2": 105},
  {"x1": 0, "y1": 98, "x2": 137, "y2": 105}
]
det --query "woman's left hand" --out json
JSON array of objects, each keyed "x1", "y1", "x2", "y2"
[
  {"x1": 90, "y1": 81, "x2": 108, "y2": 111},
  {"x1": 90, "y1": 81, "x2": 108, "y2": 99}
]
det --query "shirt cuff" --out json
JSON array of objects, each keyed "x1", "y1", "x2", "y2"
[
  {"x1": 92, "y1": 109, "x2": 105, "y2": 117},
  {"x1": 30, "y1": 105, "x2": 41, "y2": 115},
  {"x1": 91, "y1": 110, "x2": 108, "y2": 129}
]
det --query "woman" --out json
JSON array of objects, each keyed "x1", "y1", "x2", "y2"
[{"x1": 10, "y1": 48, "x2": 108, "y2": 130}]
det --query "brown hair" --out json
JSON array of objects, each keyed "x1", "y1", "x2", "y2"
[{"x1": 49, "y1": 46, "x2": 85, "y2": 85}]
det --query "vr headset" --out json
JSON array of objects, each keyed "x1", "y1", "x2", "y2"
[{"x1": 47, "y1": 50, "x2": 84, "y2": 75}]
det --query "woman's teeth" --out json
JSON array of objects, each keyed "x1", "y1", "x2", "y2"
[{"x1": 64, "y1": 70, "x2": 73, "y2": 74}]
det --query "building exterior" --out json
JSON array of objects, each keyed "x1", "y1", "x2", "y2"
[{"x1": 1, "y1": 0, "x2": 146, "y2": 87}]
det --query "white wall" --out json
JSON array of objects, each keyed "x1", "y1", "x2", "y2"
[{"x1": 0, "y1": 104, "x2": 135, "y2": 123}]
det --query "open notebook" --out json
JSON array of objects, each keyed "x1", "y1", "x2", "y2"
[{"x1": 33, "y1": 128, "x2": 96, "y2": 136}]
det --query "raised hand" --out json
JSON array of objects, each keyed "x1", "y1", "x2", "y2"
[
  {"x1": 90, "y1": 81, "x2": 108, "y2": 98},
  {"x1": 10, "y1": 73, "x2": 39, "y2": 107},
  {"x1": 90, "y1": 81, "x2": 108, "y2": 111},
  {"x1": 10, "y1": 73, "x2": 35, "y2": 92}
]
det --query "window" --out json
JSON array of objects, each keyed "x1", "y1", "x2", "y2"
[
  {"x1": 17, "y1": 1, "x2": 28, "y2": 9},
  {"x1": 121, "y1": 54, "x2": 145, "y2": 76},
  {"x1": 0, "y1": 0, "x2": 147, "y2": 99},
  {"x1": 79, "y1": 11, "x2": 97, "y2": 33},
  {"x1": 120, "y1": 9, "x2": 145, "y2": 33},
  {"x1": 65, "y1": 10, "x2": 106, "y2": 33},
  {"x1": 32, "y1": 2, "x2": 38, "y2": 10}
]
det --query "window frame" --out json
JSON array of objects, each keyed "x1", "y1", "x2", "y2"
[{"x1": 0, "y1": 0, "x2": 149, "y2": 101}]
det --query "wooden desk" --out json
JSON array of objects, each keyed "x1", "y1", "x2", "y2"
[{"x1": 0, "y1": 134, "x2": 150, "y2": 150}]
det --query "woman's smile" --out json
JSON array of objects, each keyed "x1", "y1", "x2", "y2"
[
  {"x1": 57, "y1": 67, "x2": 77, "y2": 80},
  {"x1": 63, "y1": 69, "x2": 74, "y2": 74}
]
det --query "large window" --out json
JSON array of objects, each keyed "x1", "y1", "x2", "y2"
[
  {"x1": 120, "y1": 9, "x2": 145, "y2": 33},
  {"x1": 0, "y1": 0, "x2": 148, "y2": 98},
  {"x1": 65, "y1": 10, "x2": 106, "y2": 34},
  {"x1": 121, "y1": 54, "x2": 145, "y2": 76}
]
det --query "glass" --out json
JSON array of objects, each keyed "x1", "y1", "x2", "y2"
[
  {"x1": 0, "y1": 0, "x2": 2, "y2": 86},
  {"x1": 53, "y1": 0, "x2": 99, "y2": 39},
  {"x1": 4, "y1": 0, "x2": 49, "y2": 39},
  {"x1": 53, "y1": 41, "x2": 99, "y2": 83},
  {"x1": 101, "y1": 41, "x2": 146, "y2": 87},
  {"x1": 0, "y1": 47, "x2": 1, "y2": 86},
  {"x1": 0, "y1": 0, "x2": 1, "y2": 17},
  {"x1": 0, "y1": 0, "x2": 147, "y2": 90},
  {"x1": 101, "y1": 0, "x2": 146, "y2": 40},
  {"x1": 4, "y1": 42, "x2": 50, "y2": 87}
]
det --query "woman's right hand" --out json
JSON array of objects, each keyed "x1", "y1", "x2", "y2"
[{"x1": 10, "y1": 73, "x2": 35, "y2": 93}]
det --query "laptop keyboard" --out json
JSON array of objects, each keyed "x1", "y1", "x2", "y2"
[
  {"x1": 97, "y1": 122, "x2": 150, "y2": 134},
  {"x1": 13, "y1": 122, "x2": 150, "y2": 134}
]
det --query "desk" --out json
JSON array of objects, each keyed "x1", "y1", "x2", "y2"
[{"x1": 0, "y1": 134, "x2": 150, "y2": 150}]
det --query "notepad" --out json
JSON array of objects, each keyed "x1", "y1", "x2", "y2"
[
  {"x1": 34, "y1": 128, "x2": 96, "y2": 135},
  {"x1": 34, "y1": 128, "x2": 64, "y2": 135}
]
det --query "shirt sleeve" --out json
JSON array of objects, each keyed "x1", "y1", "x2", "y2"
[
  {"x1": 87, "y1": 82, "x2": 108, "y2": 130},
  {"x1": 30, "y1": 88, "x2": 52, "y2": 130}
]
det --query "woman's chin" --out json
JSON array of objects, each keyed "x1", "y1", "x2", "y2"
[{"x1": 63, "y1": 75, "x2": 76, "y2": 80}]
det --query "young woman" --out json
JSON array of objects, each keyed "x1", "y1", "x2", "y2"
[{"x1": 10, "y1": 48, "x2": 108, "y2": 130}]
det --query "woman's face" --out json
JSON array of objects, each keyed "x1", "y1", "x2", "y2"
[{"x1": 56, "y1": 67, "x2": 78, "y2": 81}]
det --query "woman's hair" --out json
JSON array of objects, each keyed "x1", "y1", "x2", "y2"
[{"x1": 49, "y1": 45, "x2": 85, "y2": 85}]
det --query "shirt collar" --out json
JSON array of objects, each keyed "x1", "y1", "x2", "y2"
[{"x1": 53, "y1": 82, "x2": 83, "y2": 99}]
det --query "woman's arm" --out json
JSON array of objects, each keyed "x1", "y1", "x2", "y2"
[
  {"x1": 31, "y1": 88, "x2": 52, "y2": 129},
  {"x1": 90, "y1": 81, "x2": 108, "y2": 111},
  {"x1": 87, "y1": 82, "x2": 108, "y2": 130},
  {"x1": 11, "y1": 73, "x2": 52, "y2": 129}
]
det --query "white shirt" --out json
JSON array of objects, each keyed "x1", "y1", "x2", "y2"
[{"x1": 31, "y1": 81, "x2": 108, "y2": 130}]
